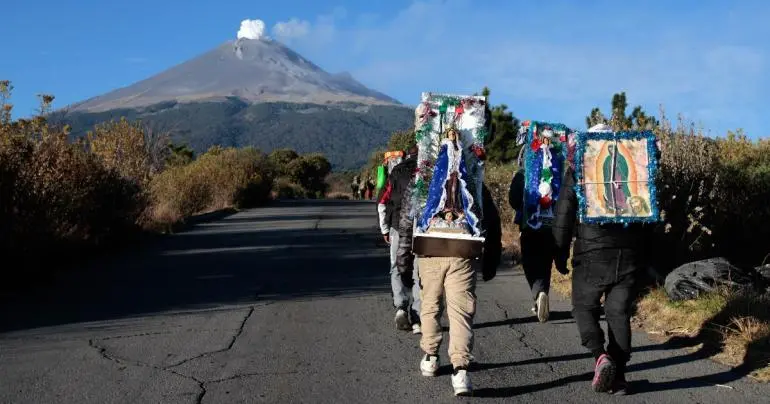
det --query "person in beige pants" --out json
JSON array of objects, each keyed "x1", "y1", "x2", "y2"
[
  {"x1": 397, "y1": 181, "x2": 501, "y2": 396},
  {"x1": 418, "y1": 256, "x2": 477, "y2": 369}
]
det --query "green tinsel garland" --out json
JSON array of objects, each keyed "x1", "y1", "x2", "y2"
[
  {"x1": 475, "y1": 127, "x2": 489, "y2": 143},
  {"x1": 415, "y1": 122, "x2": 433, "y2": 142},
  {"x1": 431, "y1": 95, "x2": 462, "y2": 106}
]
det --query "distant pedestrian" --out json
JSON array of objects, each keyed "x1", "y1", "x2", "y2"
[
  {"x1": 365, "y1": 176, "x2": 375, "y2": 200},
  {"x1": 351, "y1": 175, "x2": 361, "y2": 200},
  {"x1": 358, "y1": 180, "x2": 366, "y2": 201}
]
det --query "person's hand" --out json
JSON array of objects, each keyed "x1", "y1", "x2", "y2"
[
  {"x1": 554, "y1": 259, "x2": 569, "y2": 275},
  {"x1": 383, "y1": 233, "x2": 390, "y2": 244},
  {"x1": 482, "y1": 258, "x2": 497, "y2": 281}
]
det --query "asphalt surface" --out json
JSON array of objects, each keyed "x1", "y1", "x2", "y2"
[{"x1": 1, "y1": 200, "x2": 768, "y2": 403}]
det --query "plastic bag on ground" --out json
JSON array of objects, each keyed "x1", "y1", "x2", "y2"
[{"x1": 664, "y1": 257, "x2": 762, "y2": 301}]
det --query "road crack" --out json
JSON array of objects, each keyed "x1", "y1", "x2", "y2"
[
  {"x1": 89, "y1": 338, "x2": 207, "y2": 403},
  {"x1": 494, "y1": 300, "x2": 510, "y2": 320},
  {"x1": 89, "y1": 305, "x2": 258, "y2": 403},
  {"x1": 165, "y1": 306, "x2": 256, "y2": 369},
  {"x1": 493, "y1": 299, "x2": 556, "y2": 374}
]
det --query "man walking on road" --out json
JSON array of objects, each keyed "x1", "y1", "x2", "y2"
[
  {"x1": 552, "y1": 124, "x2": 657, "y2": 395},
  {"x1": 377, "y1": 145, "x2": 421, "y2": 334},
  {"x1": 508, "y1": 148, "x2": 567, "y2": 323},
  {"x1": 397, "y1": 180, "x2": 502, "y2": 396}
]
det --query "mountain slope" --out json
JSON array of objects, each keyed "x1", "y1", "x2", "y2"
[
  {"x1": 68, "y1": 38, "x2": 401, "y2": 113},
  {"x1": 64, "y1": 100, "x2": 414, "y2": 170},
  {"x1": 62, "y1": 36, "x2": 415, "y2": 169}
]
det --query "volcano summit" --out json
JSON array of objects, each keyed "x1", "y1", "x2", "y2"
[
  {"x1": 69, "y1": 36, "x2": 401, "y2": 113},
  {"x1": 64, "y1": 23, "x2": 412, "y2": 169}
]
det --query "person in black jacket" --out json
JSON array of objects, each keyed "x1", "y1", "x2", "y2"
[
  {"x1": 509, "y1": 152, "x2": 567, "y2": 323},
  {"x1": 377, "y1": 145, "x2": 422, "y2": 333},
  {"x1": 552, "y1": 164, "x2": 653, "y2": 395}
]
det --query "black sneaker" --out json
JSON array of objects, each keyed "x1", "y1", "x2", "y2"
[{"x1": 611, "y1": 374, "x2": 629, "y2": 395}]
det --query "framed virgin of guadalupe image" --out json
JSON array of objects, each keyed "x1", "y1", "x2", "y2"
[{"x1": 574, "y1": 130, "x2": 661, "y2": 224}]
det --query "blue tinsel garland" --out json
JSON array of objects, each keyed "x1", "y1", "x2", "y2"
[
  {"x1": 574, "y1": 130, "x2": 661, "y2": 225},
  {"x1": 522, "y1": 121, "x2": 571, "y2": 228}
]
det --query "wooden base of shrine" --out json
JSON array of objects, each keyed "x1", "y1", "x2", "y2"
[{"x1": 413, "y1": 233, "x2": 485, "y2": 259}]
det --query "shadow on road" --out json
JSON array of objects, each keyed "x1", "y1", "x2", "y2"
[
  {"x1": 472, "y1": 310, "x2": 574, "y2": 330},
  {"x1": 472, "y1": 332, "x2": 762, "y2": 397},
  {"x1": 0, "y1": 201, "x2": 390, "y2": 333}
]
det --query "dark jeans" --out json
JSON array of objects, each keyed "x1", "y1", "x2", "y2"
[
  {"x1": 520, "y1": 228, "x2": 555, "y2": 301},
  {"x1": 571, "y1": 264, "x2": 637, "y2": 373}
]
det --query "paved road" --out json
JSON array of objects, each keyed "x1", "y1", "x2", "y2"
[{"x1": 1, "y1": 200, "x2": 768, "y2": 403}]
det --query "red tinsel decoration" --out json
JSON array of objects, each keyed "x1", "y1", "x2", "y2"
[{"x1": 530, "y1": 138, "x2": 542, "y2": 151}]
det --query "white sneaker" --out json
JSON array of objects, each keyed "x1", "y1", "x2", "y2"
[
  {"x1": 536, "y1": 292, "x2": 549, "y2": 323},
  {"x1": 412, "y1": 323, "x2": 422, "y2": 334},
  {"x1": 420, "y1": 354, "x2": 439, "y2": 377},
  {"x1": 451, "y1": 369, "x2": 472, "y2": 396},
  {"x1": 395, "y1": 309, "x2": 410, "y2": 330}
]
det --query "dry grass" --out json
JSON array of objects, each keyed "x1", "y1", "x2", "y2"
[
  {"x1": 635, "y1": 288, "x2": 728, "y2": 337},
  {"x1": 550, "y1": 265, "x2": 573, "y2": 297},
  {"x1": 501, "y1": 229, "x2": 519, "y2": 263},
  {"x1": 635, "y1": 288, "x2": 770, "y2": 382},
  {"x1": 486, "y1": 163, "x2": 520, "y2": 262}
]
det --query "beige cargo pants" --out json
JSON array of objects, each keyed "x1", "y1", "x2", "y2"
[{"x1": 417, "y1": 256, "x2": 476, "y2": 369}]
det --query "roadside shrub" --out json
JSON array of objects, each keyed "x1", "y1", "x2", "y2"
[
  {"x1": 148, "y1": 146, "x2": 275, "y2": 226},
  {"x1": 654, "y1": 115, "x2": 770, "y2": 270},
  {"x1": 87, "y1": 118, "x2": 152, "y2": 186},
  {"x1": 0, "y1": 114, "x2": 144, "y2": 279},
  {"x1": 272, "y1": 177, "x2": 308, "y2": 199}
]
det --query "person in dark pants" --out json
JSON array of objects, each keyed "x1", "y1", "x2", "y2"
[
  {"x1": 552, "y1": 164, "x2": 653, "y2": 395},
  {"x1": 509, "y1": 155, "x2": 566, "y2": 323}
]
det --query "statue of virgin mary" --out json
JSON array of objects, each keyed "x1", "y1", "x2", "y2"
[{"x1": 417, "y1": 126, "x2": 481, "y2": 236}]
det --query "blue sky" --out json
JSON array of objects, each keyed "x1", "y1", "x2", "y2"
[{"x1": 2, "y1": 0, "x2": 768, "y2": 138}]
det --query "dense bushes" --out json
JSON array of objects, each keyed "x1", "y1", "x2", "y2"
[
  {"x1": 0, "y1": 93, "x2": 146, "y2": 278},
  {"x1": 0, "y1": 82, "x2": 331, "y2": 283},
  {"x1": 654, "y1": 120, "x2": 770, "y2": 270},
  {"x1": 148, "y1": 146, "x2": 275, "y2": 226},
  {"x1": 268, "y1": 148, "x2": 331, "y2": 199}
]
